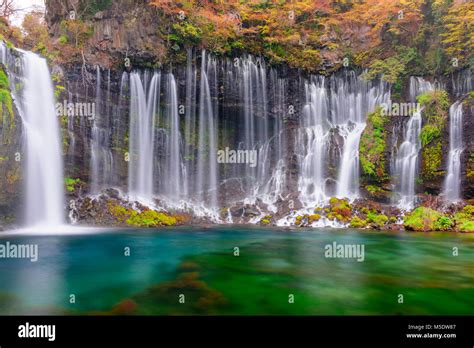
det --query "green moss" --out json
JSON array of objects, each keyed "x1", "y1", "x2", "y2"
[
  {"x1": 58, "y1": 35, "x2": 68, "y2": 44},
  {"x1": 422, "y1": 143, "x2": 443, "y2": 180},
  {"x1": 366, "y1": 185, "x2": 383, "y2": 194},
  {"x1": 327, "y1": 198, "x2": 352, "y2": 222},
  {"x1": 467, "y1": 153, "x2": 474, "y2": 179},
  {"x1": 359, "y1": 107, "x2": 388, "y2": 180},
  {"x1": 308, "y1": 214, "x2": 321, "y2": 223},
  {"x1": 295, "y1": 215, "x2": 303, "y2": 226},
  {"x1": 349, "y1": 216, "x2": 367, "y2": 228},
  {"x1": 404, "y1": 207, "x2": 443, "y2": 232},
  {"x1": 458, "y1": 221, "x2": 474, "y2": 232},
  {"x1": 373, "y1": 214, "x2": 388, "y2": 227},
  {"x1": 0, "y1": 67, "x2": 14, "y2": 133},
  {"x1": 453, "y1": 205, "x2": 474, "y2": 232},
  {"x1": 417, "y1": 90, "x2": 449, "y2": 180},
  {"x1": 126, "y1": 210, "x2": 177, "y2": 227},
  {"x1": 366, "y1": 212, "x2": 388, "y2": 227},
  {"x1": 419, "y1": 124, "x2": 441, "y2": 147},
  {"x1": 64, "y1": 177, "x2": 81, "y2": 192},
  {"x1": 433, "y1": 216, "x2": 453, "y2": 231}
]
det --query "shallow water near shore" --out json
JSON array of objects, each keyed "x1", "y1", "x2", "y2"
[{"x1": 0, "y1": 226, "x2": 473, "y2": 315}]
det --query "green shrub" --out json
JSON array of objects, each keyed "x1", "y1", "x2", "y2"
[
  {"x1": 404, "y1": 207, "x2": 442, "y2": 231},
  {"x1": 64, "y1": 177, "x2": 81, "y2": 192},
  {"x1": 434, "y1": 216, "x2": 453, "y2": 230}
]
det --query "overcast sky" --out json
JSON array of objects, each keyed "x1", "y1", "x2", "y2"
[{"x1": 10, "y1": 0, "x2": 45, "y2": 27}]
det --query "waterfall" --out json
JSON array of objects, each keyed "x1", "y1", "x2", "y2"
[
  {"x1": 393, "y1": 77, "x2": 435, "y2": 209},
  {"x1": 393, "y1": 109, "x2": 422, "y2": 210},
  {"x1": 164, "y1": 73, "x2": 183, "y2": 200},
  {"x1": 196, "y1": 51, "x2": 218, "y2": 207},
  {"x1": 444, "y1": 101, "x2": 464, "y2": 201},
  {"x1": 408, "y1": 76, "x2": 439, "y2": 101},
  {"x1": 298, "y1": 77, "x2": 329, "y2": 206},
  {"x1": 296, "y1": 72, "x2": 390, "y2": 204},
  {"x1": 336, "y1": 123, "x2": 366, "y2": 199},
  {"x1": 335, "y1": 74, "x2": 390, "y2": 199},
  {"x1": 128, "y1": 71, "x2": 160, "y2": 200},
  {"x1": 260, "y1": 72, "x2": 287, "y2": 208},
  {"x1": 183, "y1": 49, "x2": 197, "y2": 198},
  {"x1": 451, "y1": 69, "x2": 472, "y2": 97},
  {"x1": 111, "y1": 72, "x2": 129, "y2": 187},
  {"x1": 0, "y1": 43, "x2": 64, "y2": 227}
]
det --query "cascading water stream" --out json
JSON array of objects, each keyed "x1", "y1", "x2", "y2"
[
  {"x1": 334, "y1": 74, "x2": 390, "y2": 199},
  {"x1": 128, "y1": 71, "x2": 160, "y2": 200},
  {"x1": 393, "y1": 109, "x2": 422, "y2": 210},
  {"x1": 444, "y1": 101, "x2": 463, "y2": 201},
  {"x1": 0, "y1": 42, "x2": 64, "y2": 227},
  {"x1": 196, "y1": 51, "x2": 218, "y2": 208},
  {"x1": 298, "y1": 77, "x2": 329, "y2": 206},
  {"x1": 393, "y1": 77, "x2": 435, "y2": 209},
  {"x1": 164, "y1": 73, "x2": 183, "y2": 200}
]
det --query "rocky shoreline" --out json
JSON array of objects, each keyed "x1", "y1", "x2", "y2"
[{"x1": 64, "y1": 188, "x2": 474, "y2": 233}]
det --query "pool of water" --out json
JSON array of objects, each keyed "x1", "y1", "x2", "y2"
[{"x1": 0, "y1": 226, "x2": 473, "y2": 315}]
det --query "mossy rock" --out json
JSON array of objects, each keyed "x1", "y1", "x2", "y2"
[
  {"x1": 417, "y1": 90, "x2": 449, "y2": 181},
  {"x1": 0, "y1": 66, "x2": 14, "y2": 130},
  {"x1": 359, "y1": 107, "x2": 388, "y2": 181},
  {"x1": 328, "y1": 197, "x2": 352, "y2": 222},
  {"x1": 403, "y1": 206, "x2": 448, "y2": 232},
  {"x1": 126, "y1": 209, "x2": 177, "y2": 227},
  {"x1": 350, "y1": 216, "x2": 367, "y2": 228},
  {"x1": 107, "y1": 201, "x2": 177, "y2": 227},
  {"x1": 454, "y1": 205, "x2": 474, "y2": 232}
]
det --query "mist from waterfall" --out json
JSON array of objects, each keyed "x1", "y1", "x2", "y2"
[{"x1": 444, "y1": 101, "x2": 464, "y2": 202}]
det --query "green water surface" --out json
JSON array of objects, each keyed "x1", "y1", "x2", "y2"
[{"x1": 0, "y1": 226, "x2": 472, "y2": 315}]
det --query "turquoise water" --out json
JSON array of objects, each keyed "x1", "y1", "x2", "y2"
[{"x1": 0, "y1": 226, "x2": 473, "y2": 315}]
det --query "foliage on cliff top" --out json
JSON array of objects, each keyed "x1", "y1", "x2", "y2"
[
  {"x1": 359, "y1": 107, "x2": 388, "y2": 181},
  {"x1": 147, "y1": 0, "x2": 472, "y2": 73}
]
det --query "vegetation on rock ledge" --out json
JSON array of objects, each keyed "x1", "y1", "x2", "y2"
[
  {"x1": 418, "y1": 90, "x2": 450, "y2": 181},
  {"x1": 359, "y1": 107, "x2": 388, "y2": 182}
]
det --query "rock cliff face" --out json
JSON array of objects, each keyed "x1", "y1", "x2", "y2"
[
  {"x1": 0, "y1": 65, "x2": 22, "y2": 226},
  {"x1": 45, "y1": 0, "x2": 166, "y2": 68},
  {"x1": 463, "y1": 98, "x2": 474, "y2": 199},
  {"x1": 0, "y1": 0, "x2": 470, "y2": 229}
]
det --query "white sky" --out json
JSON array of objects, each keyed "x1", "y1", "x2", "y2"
[{"x1": 10, "y1": 0, "x2": 45, "y2": 27}]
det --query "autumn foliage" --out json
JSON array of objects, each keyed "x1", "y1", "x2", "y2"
[{"x1": 149, "y1": 0, "x2": 473, "y2": 73}]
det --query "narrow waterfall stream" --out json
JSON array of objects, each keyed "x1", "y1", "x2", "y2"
[
  {"x1": 393, "y1": 109, "x2": 422, "y2": 210},
  {"x1": 444, "y1": 101, "x2": 464, "y2": 201},
  {"x1": 128, "y1": 71, "x2": 159, "y2": 201}
]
